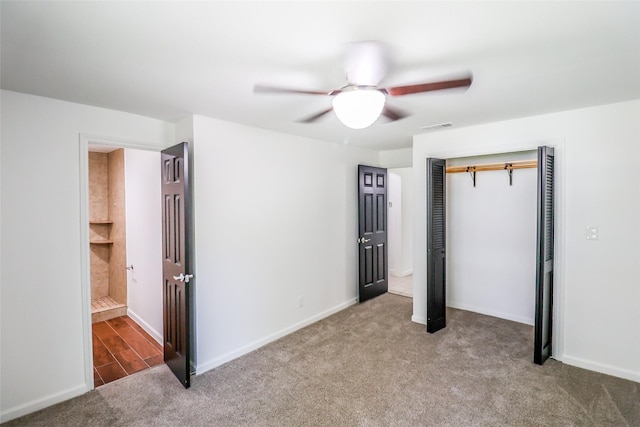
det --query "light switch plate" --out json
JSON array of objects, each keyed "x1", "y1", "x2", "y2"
[{"x1": 586, "y1": 225, "x2": 599, "y2": 240}]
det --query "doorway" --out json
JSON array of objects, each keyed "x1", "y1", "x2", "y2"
[
  {"x1": 81, "y1": 137, "x2": 164, "y2": 387},
  {"x1": 387, "y1": 167, "x2": 413, "y2": 298}
]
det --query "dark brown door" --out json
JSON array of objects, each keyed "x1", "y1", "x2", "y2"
[
  {"x1": 161, "y1": 142, "x2": 192, "y2": 388},
  {"x1": 534, "y1": 146, "x2": 554, "y2": 364},
  {"x1": 426, "y1": 158, "x2": 446, "y2": 333},
  {"x1": 357, "y1": 165, "x2": 388, "y2": 302}
]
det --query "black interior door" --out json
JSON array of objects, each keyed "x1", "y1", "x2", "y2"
[
  {"x1": 357, "y1": 165, "x2": 388, "y2": 302},
  {"x1": 534, "y1": 146, "x2": 554, "y2": 364},
  {"x1": 161, "y1": 142, "x2": 192, "y2": 387},
  {"x1": 426, "y1": 158, "x2": 446, "y2": 333}
]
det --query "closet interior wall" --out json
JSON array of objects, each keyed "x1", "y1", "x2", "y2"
[{"x1": 446, "y1": 150, "x2": 537, "y2": 325}]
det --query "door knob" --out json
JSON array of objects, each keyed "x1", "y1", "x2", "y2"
[{"x1": 357, "y1": 237, "x2": 371, "y2": 244}]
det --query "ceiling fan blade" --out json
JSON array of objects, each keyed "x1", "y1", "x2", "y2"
[
  {"x1": 254, "y1": 84, "x2": 330, "y2": 96},
  {"x1": 385, "y1": 76, "x2": 472, "y2": 96},
  {"x1": 298, "y1": 107, "x2": 333, "y2": 123},
  {"x1": 381, "y1": 105, "x2": 409, "y2": 122}
]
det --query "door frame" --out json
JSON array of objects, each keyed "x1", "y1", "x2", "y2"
[
  {"x1": 387, "y1": 166, "x2": 414, "y2": 279},
  {"x1": 79, "y1": 134, "x2": 167, "y2": 390},
  {"x1": 385, "y1": 164, "x2": 414, "y2": 298},
  {"x1": 417, "y1": 138, "x2": 566, "y2": 360}
]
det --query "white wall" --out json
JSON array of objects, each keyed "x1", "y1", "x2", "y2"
[
  {"x1": 0, "y1": 91, "x2": 174, "y2": 422},
  {"x1": 125, "y1": 148, "x2": 163, "y2": 343},
  {"x1": 191, "y1": 115, "x2": 379, "y2": 373},
  {"x1": 412, "y1": 99, "x2": 640, "y2": 383},
  {"x1": 380, "y1": 147, "x2": 412, "y2": 168},
  {"x1": 446, "y1": 152, "x2": 537, "y2": 325},
  {"x1": 175, "y1": 116, "x2": 194, "y2": 146}
]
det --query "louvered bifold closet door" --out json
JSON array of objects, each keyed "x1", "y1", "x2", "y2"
[
  {"x1": 427, "y1": 158, "x2": 446, "y2": 333},
  {"x1": 534, "y1": 146, "x2": 554, "y2": 364}
]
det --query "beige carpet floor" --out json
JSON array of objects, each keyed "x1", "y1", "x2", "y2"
[{"x1": 5, "y1": 293, "x2": 639, "y2": 426}]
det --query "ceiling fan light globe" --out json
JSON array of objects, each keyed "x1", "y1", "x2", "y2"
[{"x1": 331, "y1": 89, "x2": 385, "y2": 129}]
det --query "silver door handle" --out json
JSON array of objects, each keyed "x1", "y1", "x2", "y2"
[
  {"x1": 173, "y1": 273, "x2": 194, "y2": 283},
  {"x1": 357, "y1": 237, "x2": 371, "y2": 244}
]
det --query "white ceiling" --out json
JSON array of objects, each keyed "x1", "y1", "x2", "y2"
[{"x1": 2, "y1": 1, "x2": 639, "y2": 150}]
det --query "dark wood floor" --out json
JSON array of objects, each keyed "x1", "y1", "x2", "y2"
[{"x1": 93, "y1": 316, "x2": 163, "y2": 387}]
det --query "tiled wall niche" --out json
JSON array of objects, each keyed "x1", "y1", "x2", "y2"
[{"x1": 88, "y1": 149, "x2": 127, "y2": 322}]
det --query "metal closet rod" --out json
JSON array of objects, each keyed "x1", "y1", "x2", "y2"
[{"x1": 445, "y1": 160, "x2": 538, "y2": 174}]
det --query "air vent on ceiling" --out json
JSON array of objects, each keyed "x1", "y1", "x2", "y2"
[{"x1": 419, "y1": 122, "x2": 453, "y2": 131}]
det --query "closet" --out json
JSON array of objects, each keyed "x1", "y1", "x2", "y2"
[
  {"x1": 446, "y1": 151, "x2": 538, "y2": 325},
  {"x1": 426, "y1": 147, "x2": 555, "y2": 364},
  {"x1": 88, "y1": 148, "x2": 128, "y2": 322}
]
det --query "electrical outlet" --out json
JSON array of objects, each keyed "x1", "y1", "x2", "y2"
[
  {"x1": 298, "y1": 296, "x2": 304, "y2": 308},
  {"x1": 586, "y1": 225, "x2": 599, "y2": 240}
]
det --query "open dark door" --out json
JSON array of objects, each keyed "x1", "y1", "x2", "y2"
[
  {"x1": 161, "y1": 142, "x2": 192, "y2": 387},
  {"x1": 357, "y1": 165, "x2": 388, "y2": 302},
  {"x1": 426, "y1": 158, "x2": 446, "y2": 333},
  {"x1": 534, "y1": 146, "x2": 554, "y2": 364}
]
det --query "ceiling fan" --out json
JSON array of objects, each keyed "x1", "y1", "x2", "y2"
[{"x1": 254, "y1": 41, "x2": 472, "y2": 129}]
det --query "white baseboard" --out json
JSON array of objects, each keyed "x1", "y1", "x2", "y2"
[
  {"x1": 562, "y1": 355, "x2": 640, "y2": 383},
  {"x1": 0, "y1": 383, "x2": 89, "y2": 423},
  {"x1": 127, "y1": 308, "x2": 163, "y2": 345},
  {"x1": 390, "y1": 269, "x2": 413, "y2": 278},
  {"x1": 411, "y1": 314, "x2": 426, "y2": 325},
  {"x1": 196, "y1": 297, "x2": 358, "y2": 375},
  {"x1": 447, "y1": 301, "x2": 534, "y2": 326}
]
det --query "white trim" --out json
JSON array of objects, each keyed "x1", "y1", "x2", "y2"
[
  {"x1": 411, "y1": 314, "x2": 426, "y2": 325},
  {"x1": 195, "y1": 298, "x2": 358, "y2": 375},
  {"x1": 127, "y1": 308, "x2": 163, "y2": 345},
  {"x1": 562, "y1": 355, "x2": 640, "y2": 383},
  {"x1": 78, "y1": 136, "x2": 94, "y2": 392},
  {"x1": 417, "y1": 138, "x2": 549, "y2": 161},
  {"x1": 78, "y1": 133, "x2": 166, "y2": 393},
  {"x1": 552, "y1": 141, "x2": 567, "y2": 362},
  {"x1": 0, "y1": 384, "x2": 89, "y2": 423},
  {"x1": 390, "y1": 269, "x2": 412, "y2": 278},
  {"x1": 82, "y1": 133, "x2": 165, "y2": 152}
]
